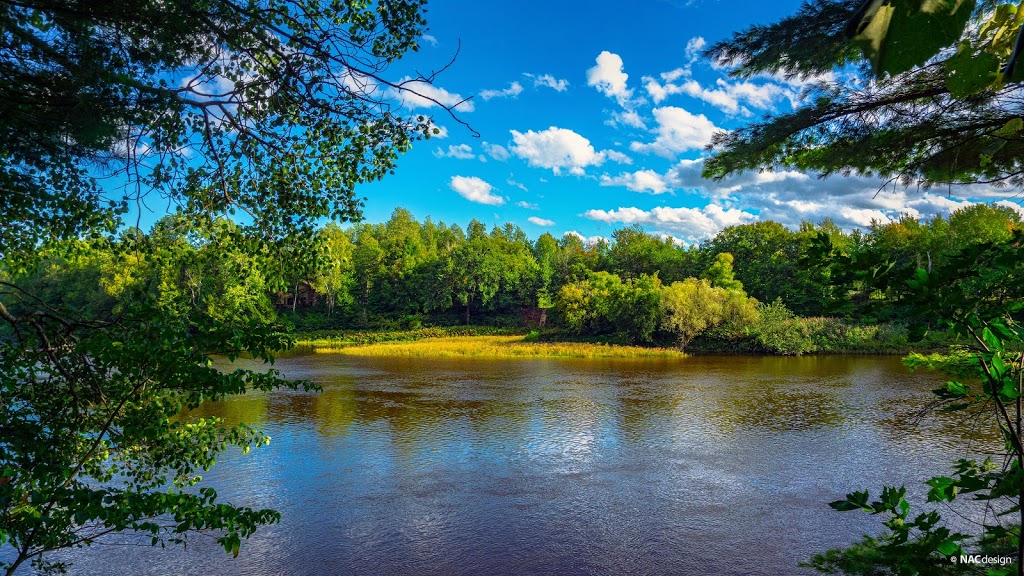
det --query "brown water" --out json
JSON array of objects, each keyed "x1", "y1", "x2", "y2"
[{"x1": 55, "y1": 353, "x2": 998, "y2": 575}]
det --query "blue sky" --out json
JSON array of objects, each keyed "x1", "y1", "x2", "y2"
[
  {"x1": 342, "y1": 0, "x2": 1024, "y2": 244},
  {"x1": 117, "y1": 0, "x2": 1020, "y2": 243}
]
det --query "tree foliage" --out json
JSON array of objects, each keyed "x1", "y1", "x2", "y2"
[
  {"x1": 0, "y1": 0, "x2": 458, "y2": 573},
  {"x1": 704, "y1": 0, "x2": 1024, "y2": 190}
]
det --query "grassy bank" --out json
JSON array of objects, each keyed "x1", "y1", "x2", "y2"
[
  {"x1": 313, "y1": 334, "x2": 687, "y2": 359},
  {"x1": 293, "y1": 320, "x2": 954, "y2": 358}
]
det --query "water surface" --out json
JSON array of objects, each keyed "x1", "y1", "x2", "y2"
[{"x1": 57, "y1": 354, "x2": 998, "y2": 575}]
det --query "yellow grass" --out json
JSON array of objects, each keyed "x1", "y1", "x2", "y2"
[{"x1": 313, "y1": 335, "x2": 686, "y2": 359}]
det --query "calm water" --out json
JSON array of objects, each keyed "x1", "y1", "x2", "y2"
[{"x1": 54, "y1": 353, "x2": 999, "y2": 575}]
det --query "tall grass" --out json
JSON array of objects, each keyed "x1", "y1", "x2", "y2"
[{"x1": 314, "y1": 335, "x2": 687, "y2": 359}]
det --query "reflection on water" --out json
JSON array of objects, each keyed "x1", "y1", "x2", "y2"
[{"x1": 57, "y1": 354, "x2": 998, "y2": 575}]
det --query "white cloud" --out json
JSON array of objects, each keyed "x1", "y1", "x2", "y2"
[
  {"x1": 483, "y1": 142, "x2": 510, "y2": 162},
  {"x1": 426, "y1": 121, "x2": 449, "y2": 139},
  {"x1": 528, "y1": 216, "x2": 556, "y2": 226},
  {"x1": 604, "y1": 150, "x2": 632, "y2": 165},
  {"x1": 600, "y1": 169, "x2": 671, "y2": 194},
  {"x1": 388, "y1": 77, "x2": 474, "y2": 112},
  {"x1": 525, "y1": 73, "x2": 569, "y2": 92},
  {"x1": 480, "y1": 81, "x2": 524, "y2": 100},
  {"x1": 510, "y1": 126, "x2": 608, "y2": 175},
  {"x1": 629, "y1": 106, "x2": 719, "y2": 157},
  {"x1": 339, "y1": 70, "x2": 381, "y2": 98},
  {"x1": 995, "y1": 200, "x2": 1024, "y2": 217},
  {"x1": 664, "y1": 157, "x2": 1009, "y2": 230},
  {"x1": 449, "y1": 176, "x2": 504, "y2": 205},
  {"x1": 643, "y1": 76, "x2": 793, "y2": 115},
  {"x1": 587, "y1": 51, "x2": 635, "y2": 108},
  {"x1": 564, "y1": 231, "x2": 608, "y2": 246},
  {"x1": 508, "y1": 178, "x2": 529, "y2": 193},
  {"x1": 582, "y1": 204, "x2": 757, "y2": 244},
  {"x1": 607, "y1": 110, "x2": 647, "y2": 129},
  {"x1": 421, "y1": 34, "x2": 438, "y2": 46},
  {"x1": 516, "y1": 200, "x2": 538, "y2": 209},
  {"x1": 685, "y1": 37, "x2": 706, "y2": 64},
  {"x1": 433, "y1": 144, "x2": 476, "y2": 160}
]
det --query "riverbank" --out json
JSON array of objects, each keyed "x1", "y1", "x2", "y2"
[
  {"x1": 292, "y1": 324, "x2": 947, "y2": 358},
  {"x1": 307, "y1": 333, "x2": 687, "y2": 359}
]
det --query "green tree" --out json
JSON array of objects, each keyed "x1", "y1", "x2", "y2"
[
  {"x1": 310, "y1": 224, "x2": 355, "y2": 317},
  {"x1": 702, "y1": 221, "x2": 800, "y2": 308},
  {"x1": 351, "y1": 227, "x2": 385, "y2": 327},
  {"x1": 702, "y1": 252, "x2": 744, "y2": 292},
  {"x1": 703, "y1": 0, "x2": 1024, "y2": 190},
  {"x1": 0, "y1": 0, "x2": 454, "y2": 573},
  {"x1": 659, "y1": 278, "x2": 726, "y2": 351},
  {"x1": 450, "y1": 235, "x2": 504, "y2": 325}
]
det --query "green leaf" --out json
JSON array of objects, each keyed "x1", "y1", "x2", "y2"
[
  {"x1": 855, "y1": 0, "x2": 976, "y2": 77},
  {"x1": 945, "y1": 46, "x2": 1000, "y2": 98},
  {"x1": 982, "y1": 327, "x2": 1005, "y2": 352},
  {"x1": 927, "y1": 476, "x2": 958, "y2": 502},
  {"x1": 993, "y1": 117, "x2": 1024, "y2": 138},
  {"x1": 991, "y1": 353, "x2": 1007, "y2": 378},
  {"x1": 936, "y1": 539, "x2": 961, "y2": 556},
  {"x1": 934, "y1": 380, "x2": 969, "y2": 399}
]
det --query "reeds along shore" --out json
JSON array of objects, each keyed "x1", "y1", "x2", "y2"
[{"x1": 313, "y1": 335, "x2": 687, "y2": 359}]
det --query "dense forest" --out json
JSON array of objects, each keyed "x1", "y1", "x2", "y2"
[{"x1": 9, "y1": 203, "x2": 1021, "y2": 354}]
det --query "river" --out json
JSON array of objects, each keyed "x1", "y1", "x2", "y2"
[{"x1": 54, "y1": 353, "x2": 998, "y2": 575}]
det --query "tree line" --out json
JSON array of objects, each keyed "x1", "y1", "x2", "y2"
[{"x1": 11, "y1": 203, "x2": 1021, "y2": 353}]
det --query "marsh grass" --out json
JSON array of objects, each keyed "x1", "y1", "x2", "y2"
[{"x1": 314, "y1": 335, "x2": 686, "y2": 359}]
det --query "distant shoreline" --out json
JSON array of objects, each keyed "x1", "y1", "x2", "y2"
[
  {"x1": 290, "y1": 326, "x2": 939, "y2": 358},
  {"x1": 301, "y1": 334, "x2": 688, "y2": 359}
]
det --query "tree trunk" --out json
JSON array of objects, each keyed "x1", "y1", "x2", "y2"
[
  {"x1": 5, "y1": 550, "x2": 27, "y2": 576},
  {"x1": 291, "y1": 282, "x2": 299, "y2": 312},
  {"x1": 465, "y1": 301, "x2": 471, "y2": 325}
]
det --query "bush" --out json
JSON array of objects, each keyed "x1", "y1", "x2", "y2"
[{"x1": 752, "y1": 299, "x2": 815, "y2": 355}]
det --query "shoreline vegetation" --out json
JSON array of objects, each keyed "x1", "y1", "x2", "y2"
[
  {"x1": 313, "y1": 334, "x2": 688, "y2": 359},
  {"x1": 292, "y1": 324, "x2": 948, "y2": 358}
]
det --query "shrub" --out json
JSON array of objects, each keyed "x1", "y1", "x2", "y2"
[{"x1": 752, "y1": 299, "x2": 815, "y2": 355}]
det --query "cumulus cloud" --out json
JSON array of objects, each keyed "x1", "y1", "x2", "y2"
[
  {"x1": 600, "y1": 169, "x2": 671, "y2": 194},
  {"x1": 449, "y1": 176, "x2": 504, "y2": 205},
  {"x1": 582, "y1": 204, "x2": 757, "y2": 244},
  {"x1": 524, "y1": 73, "x2": 569, "y2": 92},
  {"x1": 639, "y1": 34, "x2": 820, "y2": 115},
  {"x1": 996, "y1": 200, "x2": 1024, "y2": 217},
  {"x1": 528, "y1": 216, "x2": 556, "y2": 226},
  {"x1": 629, "y1": 106, "x2": 719, "y2": 157},
  {"x1": 510, "y1": 126, "x2": 609, "y2": 175},
  {"x1": 480, "y1": 81, "x2": 524, "y2": 100},
  {"x1": 643, "y1": 76, "x2": 794, "y2": 115},
  {"x1": 388, "y1": 77, "x2": 474, "y2": 112},
  {"x1": 664, "y1": 158, "x2": 1009, "y2": 230},
  {"x1": 587, "y1": 51, "x2": 635, "y2": 108},
  {"x1": 516, "y1": 200, "x2": 538, "y2": 209},
  {"x1": 433, "y1": 144, "x2": 476, "y2": 159},
  {"x1": 564, "y1": 231, "x2": 608, "y2": 246},
  {"x1": 483, "y1": 142, "x2": 510, "y2": 162},
  {"x1": 421, "y1": 34, "x2": 438, "y2": 46}
]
